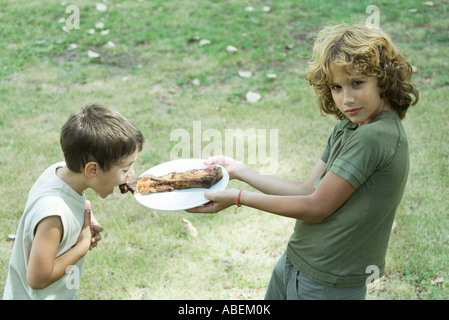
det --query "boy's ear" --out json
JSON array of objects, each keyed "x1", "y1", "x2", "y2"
[{"x1": 84, "y1": 162, "x2": 99, "y2": 178}]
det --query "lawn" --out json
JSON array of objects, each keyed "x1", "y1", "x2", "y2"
[{"x1": 1, "y1": 0, "x2": 448, "y2": 300}]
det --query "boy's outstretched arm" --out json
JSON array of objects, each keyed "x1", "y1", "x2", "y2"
[
  {"x1": 205, "y1": 156, "x2": 326, "y2": 196},
  {"x1": 239, "y1": 170, "x2": 356, "y2": 222},
  {"x1": 26, "y1": 207, "x2": 93, "y2": 290},
  {"x1": 188, "y1": 170, "x2": 355, "y2": 223}
]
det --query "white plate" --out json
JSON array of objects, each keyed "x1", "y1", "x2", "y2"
[{"x1": 133, "y1": 158, "x2": 229, "y2": 211}]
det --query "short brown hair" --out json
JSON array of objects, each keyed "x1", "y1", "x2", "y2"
[
  {"x1": 305, "y1": 23, "x2": 419, "y2": 120},
  {"x1": 60, "y1": 104, "x2": 144, "y2": 172}
]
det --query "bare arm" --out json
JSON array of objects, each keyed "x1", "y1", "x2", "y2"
[
  {"x1": 205, "y1": 156, "x2": 326, "y2": 196},
  {"x1": 188, "y1": 170, "x2": 355, "y2": 223},
  {"x1": 239, "y1": 170, "x2": 355, "y2": 222},
  {"x1": 26, "y1": 208, "x2": 92, "y2": 290}
]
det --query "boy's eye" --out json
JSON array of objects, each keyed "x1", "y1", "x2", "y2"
[
  {"x1": 353, "y1": 80, "x2": 364, "y2": 86},
  {"x1": 330, "y1": 85, "x2": 341, "y2": 90}
]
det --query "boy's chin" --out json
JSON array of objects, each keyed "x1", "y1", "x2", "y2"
[{"x1": 96, "y1": 189, "x2": 115, "y2": 199}]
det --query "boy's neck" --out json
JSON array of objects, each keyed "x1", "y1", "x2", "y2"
[{"x1": 56, "y1": 166, "x2": 86, "y2": 196}]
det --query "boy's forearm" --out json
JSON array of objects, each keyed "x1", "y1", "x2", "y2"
[
  {"x1": 235, "y1": 165, "x2": 310, "y2": 195},
  {"x1": 27, "y1": 242, "x2": 88, "y2": 290},
  {"x1": 239, "y1": 191, "x2": 321, "y2": 222},
  {"x1": 239, "y1": 170, "x2": 354, "y2": 223},
  {"x1": 55, "y1": 243, "x2": 88, "y2": 273}
]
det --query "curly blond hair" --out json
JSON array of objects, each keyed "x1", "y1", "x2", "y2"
[{"x1": 305, "y1": 24, "x2": 419, "y2": 120}]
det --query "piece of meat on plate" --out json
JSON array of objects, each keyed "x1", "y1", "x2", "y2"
[{"x1": 119, "y1": 166, "x2": 223, "y2": 195}]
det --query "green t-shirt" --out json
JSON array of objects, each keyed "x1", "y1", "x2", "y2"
[{"x1": 286, "y1": 110, "x2": 409, "y2": 287}]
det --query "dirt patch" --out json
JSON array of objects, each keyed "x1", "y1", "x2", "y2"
[{"x1": 52, "y1": 44, "x2": 146, "y2": 78}]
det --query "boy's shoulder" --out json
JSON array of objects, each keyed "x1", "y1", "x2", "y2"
[
  {"x1": 353, "y1": 111, "x2": 407, "y2": 157},
  {"x1": 332, "y1": 118, "x2": 357, "y2": 136},
  {"x1": 358, "y1": 110, "x2": 405, "y2": 140},
  {"x1": 25, "y1": 162, "x2": 84, "y2": 222},
  {"x1": 335, "y1": 110, "x2": 403, "y2": 137},
  {"x1": 331, "y1": 111, "x2": 405, "y2": 153},
  {"x1": 335, "y1": 110, "x2": 401, "y2": 131},
  {"x1": 35, "y1": 162, "x2": 66, "y2": 182},
  {"x1": 23, "y1": 162, "x2": 86, "y2": 246},
  {"x1": 27, "y1": 162, "x2": 67, "y2": 199}
]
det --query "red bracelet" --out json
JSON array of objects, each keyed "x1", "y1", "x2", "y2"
[{"x1": 235, "y1": 190, "x2": 243, "y2": 207}]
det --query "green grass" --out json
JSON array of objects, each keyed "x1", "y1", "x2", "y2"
[{"x1": 1, "y1": 0, "x2": 448, "y2": 300}]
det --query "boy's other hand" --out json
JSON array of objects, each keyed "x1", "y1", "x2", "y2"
[
  {"x1": 76, "y1": 201, "x2": 94, "y2": 254},
  {"x1": 87, "y1": 200, "x2": 103, "y2": 250}
]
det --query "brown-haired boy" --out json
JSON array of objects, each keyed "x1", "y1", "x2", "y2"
[{"x1": 3, "y1": 104, "x2": 144, "y2": 299}]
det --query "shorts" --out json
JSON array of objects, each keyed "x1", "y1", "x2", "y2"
[{"x1": 264, "y1": 253, "x2": 367, "y2": 300}]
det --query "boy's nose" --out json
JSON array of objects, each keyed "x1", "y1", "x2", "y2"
[
  {"x1": 343, "y1": 89, "x2": 355, "y2": 105},
  {"x1": 127, "y1": 167, "x2": 135, "y2": 178}
]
